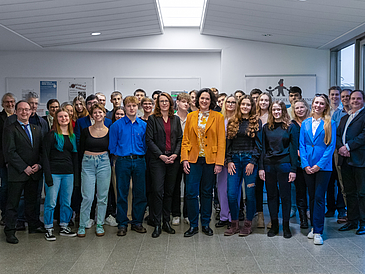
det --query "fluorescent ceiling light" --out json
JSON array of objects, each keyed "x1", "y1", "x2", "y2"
[
  {"x1": 158, "y1": 0, "x2": 205, "y2": 27},
  {"x1": 91, "y1": 32, "x2": 101, "y2": 36}
]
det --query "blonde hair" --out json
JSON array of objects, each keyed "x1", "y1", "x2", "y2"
[
  {"x1": 221, "y1": 95, "x2": 236, "y2": 119},
  {"x1": 256, "y1": 92, "x2": 272, "y2": 116},
  {"x1": 310, "y1": 95, "x2": 332, "y2": 145}
]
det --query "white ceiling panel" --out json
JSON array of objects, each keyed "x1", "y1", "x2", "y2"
[
  {"x1": 201, "y1": 0, "x2": 365, "y2": 48},
  {"x1": 0, "y1": 0, "x2": 163, "y2": 47}
]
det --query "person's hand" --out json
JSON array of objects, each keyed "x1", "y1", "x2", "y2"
[
  {"x1": 24, "y1": 166, "x2": 33, "y2": 176},
  {"x1": 304, "y1": 166, "x2": 312, "y2": 174},
  {"x1": 259, "y1": 170, "x2": 265, "y2": 181},
  {"x1": 159, "y1": 155, "x2": 169, "y2": 163},
  {"x1": 311, "y1": 165, "x2": 320, "y2": 173},
  {"x1": 31, "y1": 164, "x2": 40, "y2": 173},
  {"x1": 245, "y1": 163, "x2": 254, "y2": 176},
  {"x1": 288, "y1": 172, "x2": 296, "y2": 182},
  {"x1": 166, "y1": 154, "x2": 178, "y2": 164},
  {"x1": 183, "y1": 161, "x2": 190, "y2": 174},
  {"x1": 227, "y1": 162, "x2": 236, "y2": 176},
  {"x1": 338, "y1": 145, "x2": 350, "y2": 157},
  {"x1": 214, "y1": 165, "x2": 222, "y2": 174}
]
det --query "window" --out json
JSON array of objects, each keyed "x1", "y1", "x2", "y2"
[{"x1": 339, "y1": 44, "x2": 355, "y2": 90}]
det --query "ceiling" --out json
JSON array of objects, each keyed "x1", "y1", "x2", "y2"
[{"x1": 0, "y1": 0, "x2": 364, "y2": 51}]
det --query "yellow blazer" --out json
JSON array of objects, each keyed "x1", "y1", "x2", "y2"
[{"x1": 181, "y1": 110, "x2": 226, "y2": 165}]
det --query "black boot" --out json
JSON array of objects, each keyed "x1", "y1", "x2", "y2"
[
  {"x1": 299, "y1": 209, "x2": 309, "y2": 229},
  {"x1": 283, "y1": 221, "x2": 292, "y2": 238},
  {"x1": 267, "y1": 219, "x2": 279, "y2": 237}
]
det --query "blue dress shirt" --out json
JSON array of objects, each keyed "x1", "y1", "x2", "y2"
[{"x1": 109, "y1": 116, "x2": 147, "y2": 156}]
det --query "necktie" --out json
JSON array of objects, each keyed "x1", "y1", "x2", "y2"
[{"x1": 22, "y1": 124, "x2": 32, "y2": 146}]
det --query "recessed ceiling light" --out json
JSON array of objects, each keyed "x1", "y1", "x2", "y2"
[
  {"x1": 262, "y1": 34, "x2": 272, "y2": 37},
  {"x1": 91, "y1": 32, "x2": 101, "y2": 36}
]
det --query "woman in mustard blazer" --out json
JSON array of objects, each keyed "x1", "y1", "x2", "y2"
[{"x1": 181, "y1": 88, "x2": 226, "y2": 237}]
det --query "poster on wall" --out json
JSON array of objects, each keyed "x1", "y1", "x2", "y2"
[
  {"x1": 245, "y1": 75, "x2": 316, "y2": 106},
  {"x1": 40, "y1": 81, "x2": 57, "y2": 104},
  {"x1": 68, "y1": 82, "x2": 87, "y2": 101}
]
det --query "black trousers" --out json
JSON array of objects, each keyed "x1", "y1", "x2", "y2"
[
  {"x1": 255, "y1": 177, "x2": 265, "y2": 212},
  {"x1": 326, "y1": 162, "x2": 345, "y2": 212},
  {"x1": 341, "y1": 161, "x2": 365, "y2": 225},
  {"x1": 171, "y1": 163, "x2": 188, "y2": 218},
  {"x1": 150, "y1": 158, "x2": 180, "y2": 225},
  {"x1": 294, "y1": 167, "x2": 308, "y2": 211},
  {"x1": 4, "y1": 179, "x2": 39, "y2": 234},
  {"x1": 265, "y1": 163, "x2": 291, "y2": 222}
]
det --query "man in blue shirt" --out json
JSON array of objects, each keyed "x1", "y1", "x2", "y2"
[{"x1": 109, "y1": 96, "x2": 147, "y2": 236}]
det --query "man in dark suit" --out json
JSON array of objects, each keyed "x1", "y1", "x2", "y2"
[
  {"x1": 3, "y1": 100, "x2": 45, "y2": 244},
  {"x1": 0, "y1": 93, "x2": 16, "y2": 225},
  {"x1": 337, "y1": 90, "x2": 365, "y2": 235}
]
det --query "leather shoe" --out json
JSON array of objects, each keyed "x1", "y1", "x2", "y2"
[
  {"x1": 147, "y1": 218, "x2": 155, "y2": 227},
  {"x1": 28, "y1": 226, "x2": 46, "y2": 234},
  {"x1": 339, "y1": 222, "x2": 358, "y2": 231},
  {"x1": 184, "y1": 226, "x2": 198, "y2": 237},
  {"x1": 152, "y1": 225, "x2": 161, "y2": 238},
  {"x1": 215, "y1": 220, "x2": 230, "y2": 228},
  {"x1": 117, "y1": 226, "x2": 127, "y2": 236},
  {"x1": 162, "y1": 222, "x2": 175, "y2": 234},
  {"x1": 356, "y1": 226, "x2": 365, "y2": 235},
  {"x1": 131, "y1": 224, "x2": 147, "y2": 233},
  {"x1": 202, "y1": 226, "x2": 213, "y2": 236},
  {"x1": 5, "y1": 234, "x2": 18, "y2": 244},
  {"x1": 16, "y1": 221, "x2": 26, "y2": 231}
]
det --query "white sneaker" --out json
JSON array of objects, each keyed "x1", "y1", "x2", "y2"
[
  {"x1": 104, "y1": 215, "x2": 118, "y2": 227},
  {"x1": 307, "y1": 228, "x2": 314, "y2": 239},
  {"x1": 184, "y1": 217, "x2": 190, "y2": 225},
  {"x1": 86, "y1": 219, "x2": 95, "y2": 229},
  {"x1": 313, "y1": 234, "x2": 323, "y2": 245},
  {"x1": 45, "y1": 228, "x2": 56, "y2": 241},
  {"x1": 172, "y1": 217, "x2": 180, "y2": 226}
]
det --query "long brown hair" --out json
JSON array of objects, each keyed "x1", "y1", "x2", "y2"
[
  {"x1": 153, "y1": 93, "x2": 174, "y2": 117},
  {"x1": 267, "y1": 101, "x2": 291, "y2": 130},
  {"x1": 227, "y1": 95, "x2": 260, "y2": 139},
  {"x1": 73, "y1": 95, "x2": 88, "y2": 120},
  {"x1": 310, "y1": 94, "x2": 332, "y2": 145}
]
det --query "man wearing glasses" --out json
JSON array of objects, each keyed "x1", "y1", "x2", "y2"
[{"x1": 3, "y1": 101, "x2": 45, "y2": 244}]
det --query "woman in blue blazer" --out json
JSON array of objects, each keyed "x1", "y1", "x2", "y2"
[{"x1": 299, "y1": 94, "x2": 336, "y2": 245}]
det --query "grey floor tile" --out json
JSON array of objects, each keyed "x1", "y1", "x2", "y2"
[
  {"x1": 259, "y1": 264, "x2": 295, "y2": 274},
  {"x1": 291, "y1": 264, "x2": 329, "y2": 274},
  {"x1": 323, "y1": 264, "x2": 362, "y2": 274}
]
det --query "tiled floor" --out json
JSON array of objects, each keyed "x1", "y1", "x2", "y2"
[{"x1": 1, "y1": 207, "x2": 365, "y2": 274}]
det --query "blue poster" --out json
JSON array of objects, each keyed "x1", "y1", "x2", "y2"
[{"x1": 40, "y1": 81, "x2": 57, "y2": 103}]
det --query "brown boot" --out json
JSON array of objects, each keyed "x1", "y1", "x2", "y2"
[
  {"x1": 257, "y1": 212, "x2": 265, "y2": 228},
  {"x1": 239, "y1": 220, "x2": 252, "y2": 237},
  {"x1": 224, "y1": 220, "x2": 239, "y2": 236}
]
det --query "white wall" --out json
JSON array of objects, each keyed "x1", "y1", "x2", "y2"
[{"x1": 0, "y1": 28, "x2": 329, "y2": 110}]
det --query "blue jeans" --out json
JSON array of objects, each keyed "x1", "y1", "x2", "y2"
[
  {"x1": 80, "y1": 153, "x2": 111, "y2": 227},
  {"x1": 185, "y1": 157, "x2": 215, "y2": 228},
  {"x1": 227, "y1": 153, "x2": 257, "y2": 221},
  {"x1": 115, "y1": 156, "x2": 147, "y2": 228},
  {"x1": 44, "y1": 174, "x2": 74, "y2": 228}
]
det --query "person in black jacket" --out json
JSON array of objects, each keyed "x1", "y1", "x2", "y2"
[
  {"x1": 3, "y1": 101, "x2": 45, "y2": 244},
  {"x1": 42, "y1": 109, "x2": 78, "y2": 241},
  {"x1": 259, "y1": 101, "x2": 298, "y2": 238},
  {"x1": 337, "y1": 90, "x2": 365, "y2": 235},
  {"x1": 146, "y1": 92, "x2": 183, "y2": 238},
  {"x1": 0, "y1": 92, "x2": 16, "y2": 225}
]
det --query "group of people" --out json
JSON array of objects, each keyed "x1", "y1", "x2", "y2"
[{"x1": 0, "y1": 85, "x2": 364, "y2": 246}]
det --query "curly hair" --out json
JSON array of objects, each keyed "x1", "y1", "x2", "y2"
[
  {"x1": 153, "y1": 92, "x2": 175, "y2": 117},
  {"x1": 227, "y1": 95, "x2": 260, "y2": 139},
  {"x1": 195, "y1": 88, "x2": 217, "y2": 110},
  {"x1": 267, "y1": 101, "x2": 291, "y2": 130}
]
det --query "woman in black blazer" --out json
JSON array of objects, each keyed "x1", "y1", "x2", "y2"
[{"x1": 146, "y1": 92, "x2": 183, "y2": 238}]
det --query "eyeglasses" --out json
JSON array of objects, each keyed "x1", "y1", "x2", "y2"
[{"x1": 226, "y1": 101, "x2": 236, "y2": 105}]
